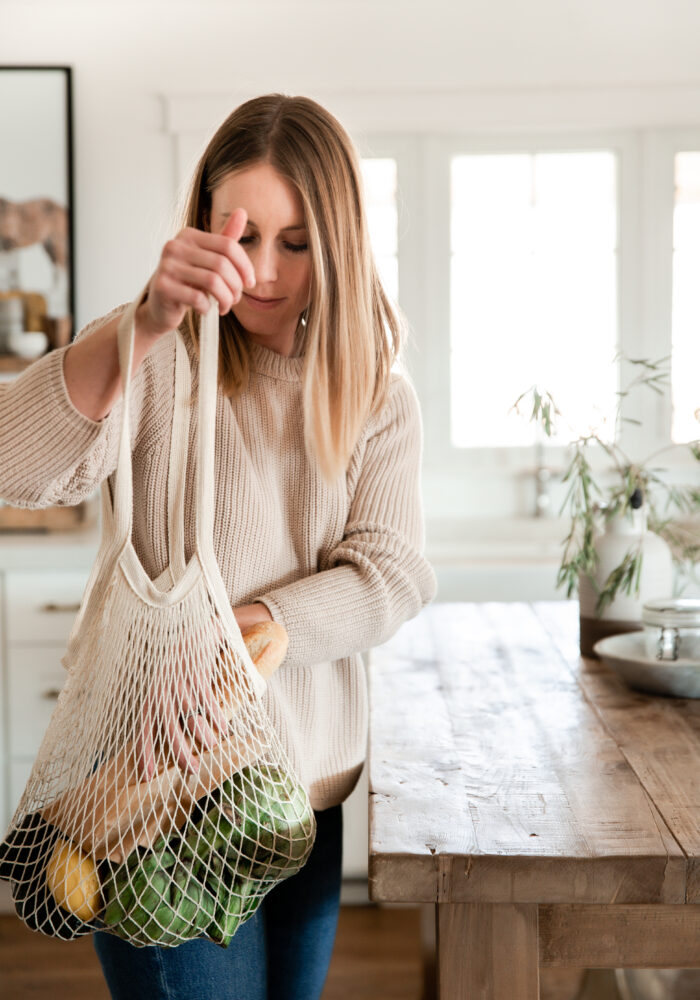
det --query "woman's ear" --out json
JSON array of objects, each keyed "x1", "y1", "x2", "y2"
[{"x1": 202, "y1": 211, "x2": 210, "y2": 232}]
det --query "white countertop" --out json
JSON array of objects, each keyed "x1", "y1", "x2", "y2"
[
  {"x1": 0, "y1": 513, "x2": 567, "y2": 574},
  {"x1": 0, "y1": 523, "x2": 101, "y2": 570},
  {"x1": 0, "y1": 512, "x2": 593, "y2": 575}
]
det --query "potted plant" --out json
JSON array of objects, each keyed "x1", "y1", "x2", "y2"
[{"x1": 511, "y1": 353, "x2": 700, "y2": 655}]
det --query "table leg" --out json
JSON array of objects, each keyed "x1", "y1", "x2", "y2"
[
  {"x1": 436, "y1": 902, "x2": 539, "y2": 999},
  {"x1": 420, "y1": 903, "x2": 437, "y2": 1000}
]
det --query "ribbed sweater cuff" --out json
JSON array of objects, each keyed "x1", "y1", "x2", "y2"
[
  {"x1": 254, "y1": 594, "x2": 287, "y2": 629},
  {"x1": 256, "y1": 565, "x2": 388, "y2": 668}
]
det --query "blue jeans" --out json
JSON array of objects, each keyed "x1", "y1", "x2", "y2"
[{"x1": 92, "y1": 804, "x2": 343, "y2": 1000}]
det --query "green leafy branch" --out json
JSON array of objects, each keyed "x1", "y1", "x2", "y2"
[{"x1": 510, "y1": 354, "x2": 700, "y2": 614}]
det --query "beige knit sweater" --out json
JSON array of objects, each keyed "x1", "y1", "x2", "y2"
[{"x1": 0, "y1": 303, "x2": 438, "y2": 811}]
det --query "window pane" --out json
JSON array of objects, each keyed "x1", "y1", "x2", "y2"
[
  {"x1": 450, "y1": 151, "x2": 618, "y2": 448},
  {"x1": 672, "y1": 152, "x2": 700, "y2": 443},
  {"x1": 360, "y1": 158, "x2": 399, "y2": 303}
]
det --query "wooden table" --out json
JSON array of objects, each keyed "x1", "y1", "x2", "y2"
[{"x1": 367, "y1": 601, "x2": 700, "y2": 999}]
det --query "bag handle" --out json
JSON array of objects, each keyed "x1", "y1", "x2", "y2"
[
  {"x1": 165, "y1": 330, "x2": 193, "y2": 583},
  {"x1": 113, "y1": 294, "x2": 220, "y2": 561}
]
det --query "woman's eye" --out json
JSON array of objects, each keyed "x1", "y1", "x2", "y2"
[{"x1": 238, "y1": 235, "x2": 308, "y2": 253}]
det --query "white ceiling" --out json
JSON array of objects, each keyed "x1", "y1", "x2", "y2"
[{"x1": 1, "y1": 0, "x2": 699, "y2": 92}]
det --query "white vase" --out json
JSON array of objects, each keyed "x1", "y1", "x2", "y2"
[{"x1": 578, "y1": 503, "x2": 674, "y2": 658}]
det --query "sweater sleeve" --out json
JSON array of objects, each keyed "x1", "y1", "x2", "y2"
[
  {"x1": 255, "y1": 373, "x2": 438, "y2": 668},
  {"x1": 0, "y1": 301, "x2": 149, "y2": 508}
]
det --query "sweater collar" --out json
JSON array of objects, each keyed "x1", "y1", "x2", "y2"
[{"x1": 248, "y1": 339, "x2": 304, "y2": 382}]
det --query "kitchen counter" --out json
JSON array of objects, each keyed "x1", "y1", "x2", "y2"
[{"x1": 0, "y1": 524, "x2": 100, "y2": 570}]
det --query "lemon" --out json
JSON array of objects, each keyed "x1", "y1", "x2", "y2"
[{"x1": 45, "y1": 837, "x2": 102, "y2": 920}]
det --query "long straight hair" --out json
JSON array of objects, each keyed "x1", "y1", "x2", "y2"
[{"x1": 180, "y1": 94, "x2": 408, "y2": 485}]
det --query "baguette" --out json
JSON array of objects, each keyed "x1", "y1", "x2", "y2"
[{"x1": 239, "y1": 621, "x2": 288, "y2": 679}]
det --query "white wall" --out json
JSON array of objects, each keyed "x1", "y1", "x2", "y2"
[{"x1": 2, "y1": 0, "x2": 700, "y2": 329}]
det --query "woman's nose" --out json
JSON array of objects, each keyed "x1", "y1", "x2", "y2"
[{"x1": 248, "y1": 242, "x2": 278, "y2": 285}]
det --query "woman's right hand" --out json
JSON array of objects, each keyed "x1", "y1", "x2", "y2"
[{"x1": 136, "y1": 208, "x2": 257, "y2": 339}]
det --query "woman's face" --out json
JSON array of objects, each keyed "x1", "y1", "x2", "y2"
[{"x1": 208, "y1": 162, "x2": 311, "y2": 357}]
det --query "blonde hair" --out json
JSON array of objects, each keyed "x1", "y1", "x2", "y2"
[{"x1": 180, "y1": 93, "x2": 408, "y2": 485}]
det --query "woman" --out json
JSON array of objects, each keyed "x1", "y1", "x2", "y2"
[{"x1": 0, "y1": 94, "x2": 437, "y2": 999}]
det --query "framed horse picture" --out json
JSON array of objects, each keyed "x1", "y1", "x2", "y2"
[{"x1": 0, "y1": 66, "x2": 75, "y2": 356}]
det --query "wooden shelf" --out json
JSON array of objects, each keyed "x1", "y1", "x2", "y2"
[{"x1": 0, "y1": 501, "x2": 89, "y2": 532}]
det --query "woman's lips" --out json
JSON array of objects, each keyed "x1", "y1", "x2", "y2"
[{"x1": 243, "y1": 293, "x2": 285, "y2": 310}]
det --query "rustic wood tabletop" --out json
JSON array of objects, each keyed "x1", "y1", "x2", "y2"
[{"x1": 368, "y1": 600, "x2": 700, "y2": 999}]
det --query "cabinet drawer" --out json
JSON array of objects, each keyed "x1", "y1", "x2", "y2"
[
  {"x1": 5, "y1": 569, "x2": 90, "y2": 643},
  {"x1": 7, "y1": 646, "x2": 68, "y2": 757}
]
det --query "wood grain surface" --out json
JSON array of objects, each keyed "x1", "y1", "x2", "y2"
[
  {"x1": 368, "y1": 600, "x2": 700, "y2": 997},
  {"x1": 369, "y1": 601, "x2": 685, "y2": 905},
  {"x1": 539, "y1": 903, "x2": 700, "y2": 967},
  {"x1": 437, "y1": 902, "x2": 539, "y2": 998}
]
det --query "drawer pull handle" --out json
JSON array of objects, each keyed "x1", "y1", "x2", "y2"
[
  {"x1": 40, "y1": 602, "x2": 81, "y2": 614},
  {"x1": 42, "y1": 688, "x2": 62, "y2": 701}
]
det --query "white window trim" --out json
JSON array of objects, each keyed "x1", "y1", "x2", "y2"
[
  {"x1": 642, "y1": 128, "x2": 700, "y2": 463},
  {"x1": 359, "y1": 128, "x2": 700, "y2": 519}
]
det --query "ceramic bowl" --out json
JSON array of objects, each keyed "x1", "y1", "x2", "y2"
[
  {"x1": 4, "y1": 330, "x2": 49, "y2": 358},
  {"x1": 594, "y1": 632, "x2": 700, "y2": 698}
]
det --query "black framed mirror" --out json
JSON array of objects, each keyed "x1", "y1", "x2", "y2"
[{"x1": 0, "y1": 66, "x2": 75, "y2": 361}]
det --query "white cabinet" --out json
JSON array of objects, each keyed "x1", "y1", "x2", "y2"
[
  {"x1": 1, "y1": 567, "x2": 92, "y2": 829},
  {"x1": 5, "y1": 569, "x2": 86, "y2": 642},
  {"x1": 0, "y1": 541, "x2": 99, "y2": 914}
]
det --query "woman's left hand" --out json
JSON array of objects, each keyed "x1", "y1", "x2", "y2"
[{"x1": 233, "y1": 602, "x2": 273, "y2": 629}]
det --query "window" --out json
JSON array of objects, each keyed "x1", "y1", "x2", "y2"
[
  {"x1": 450, "y1": 151, "x2": 618, "y2": 448},
  {"x1": 360, "y1": 157, "x2": 399, "y2": 303},
  {"x1": 355, "y1": 130, "x2": 700, "y2": 518},
  {"x1": 672, "y1": 152, "x2": 700, "y2": 444}
]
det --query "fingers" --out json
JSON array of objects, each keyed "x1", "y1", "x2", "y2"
[
  {"x1": 142, "y1": 211, "x2": 255, "y2": 335},
  {"x1": 164, "y1": 257, "x2": 239, "y2": 316},
  {"x1": 136, "y1": 635, "x2": 241, "y2": 781},
  {"x1": 174, "y1": 242, "x2": 245, "y2": 302},
  {"x1": 221, "y1": 207, "x2": 247, "y2": 242},
  {"x1": 185, "y1": 712, "x2": 218, "y2": 752},
  {"x1": 181, "y1": 223, "x2": 256, "y2": 289},
  {"x1": 179, "y1": 672, "x2": 215, "y2": 749},
  {"x1": 153, "y1": 272, "x2": 211, "y2": 317},
  {"x1": 187, "y1": 668, "x2": 230, "y2": 740},
  {"x1": 134, "y1": 703, "x2": 156, "y2": 782},
  {"x1": 157, "y1": 238, "x2": 255, "y2": 319},
  {"x1": 166, "y1": 707, "x2": 200, "y2": 775},
  {"x1": 204, "y1": 689, "x2": 231, "y2": 735}
]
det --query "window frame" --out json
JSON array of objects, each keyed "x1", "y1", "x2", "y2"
[
  {"x1": 648, "y1": 128, "x2": 700, "y2": 457},
  {"x1": 357, "y1": 128, "x2": 700, "y2": 518}
]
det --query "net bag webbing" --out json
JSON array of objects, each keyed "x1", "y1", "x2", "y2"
[{"x1": 0, "y1": 291, "x2": 317, "y2": 947}]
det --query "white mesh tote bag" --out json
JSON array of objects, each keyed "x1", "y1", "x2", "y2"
[{"x1": 0, "y1": 291, "x2": 317, "y2": 947}]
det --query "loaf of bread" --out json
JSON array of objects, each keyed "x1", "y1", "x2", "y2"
[{"x1": 240, "y1": 620, "x2": 289, "y2": 679}]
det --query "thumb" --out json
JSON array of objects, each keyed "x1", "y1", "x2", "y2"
[{"x1": 222, "y1": 207, "x2": 247, "y2": 242}]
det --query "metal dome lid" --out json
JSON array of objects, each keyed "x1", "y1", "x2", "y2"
[{"x1": 642, "y1": 598, "x2": 700, "y2": 629}]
